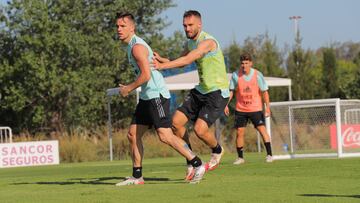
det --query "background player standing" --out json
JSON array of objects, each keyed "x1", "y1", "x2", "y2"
[{"x1": 225, "y1": 53, "x2": 273, "y2": 164}]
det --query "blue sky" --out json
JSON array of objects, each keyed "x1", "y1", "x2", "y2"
[
  {"x1": 1, "y1": 0, "x2": 359, "y2": 50},
  {"x1": 161, "y1": 0, "x2": 360, "y2": 50}
]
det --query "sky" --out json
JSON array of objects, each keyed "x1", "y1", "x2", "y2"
[
  {"x1": 161, "y1": 0, "x2": 360, "y2": 50},
  {"x1": 1, "y1": 0, "x2": 359, "y2": 50}
]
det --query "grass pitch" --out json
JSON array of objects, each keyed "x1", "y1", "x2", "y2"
[{"x1": 0, "y1": 153, "x2": 359, "y2": 203}]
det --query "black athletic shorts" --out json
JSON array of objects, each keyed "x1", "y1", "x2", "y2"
[
  {"x1": 234, "y1": 111, "x2": 265, "y2": 128},
  {"x1": 177, "y1": 88, "x2": 228, "y2": 127},
  {"x1": 131, "y1": 95, "x2": 172, "y2": 129}
]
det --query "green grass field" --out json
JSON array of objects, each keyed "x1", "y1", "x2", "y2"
[{"x1": 0, "y1": 153, "x2": 359, "y2": 203}]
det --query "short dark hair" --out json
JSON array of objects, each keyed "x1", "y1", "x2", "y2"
[
  {"x1": 183, "y1": 10, "x2": 201, "y2": 19},
  {"x1": 116, "y1": 12, "x2": 135, "y2": 23},
  {"x1": 240, "y1": 53, "x2": 253, "y2": 62}
]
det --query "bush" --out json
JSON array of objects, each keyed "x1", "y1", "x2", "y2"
[{"x1": 10, "y1": 125, "x2": 266, "y2": 163}]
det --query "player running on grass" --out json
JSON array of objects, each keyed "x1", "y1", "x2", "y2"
[
  {"x1": 224, "y1": 53, "x2": 273, "y2": 164},
  {"x1": 153, "y1": 10, "x2": 229, "y2": 180},
  {"x1": 115, "y1": 12, "x2": 206, "y2": 186}
]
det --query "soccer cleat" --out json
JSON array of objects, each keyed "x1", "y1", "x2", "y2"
[
  {"x1": 206, "y1": 146, "x2": 224, "y2": 171},
  {"x1": 115, "y1": 176, "x2": 144, "y2": 186},
  {"x1": 185, "y1": 165, "x2": 195, "y2": 181},
  {"x1": 266, "y1": 155, "x2": 273, "y2": 163},
  {"x1": 233, "y1": 157, "x2": 245, "y2": 165},
  {"x1": 189, "y1": 165, "x2": 206, "y2": 184}
]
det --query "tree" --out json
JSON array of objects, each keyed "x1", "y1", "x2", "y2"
[
  {"x1": 223, "y1": 39, "x2": 242, "y2": 72},
  {"x1": 223, "y1": 32, "x2": 288, "y2": 101},
  {"x1": 321, "y1": 47, "x2": 340, "y2": 98},
  {"x1": 334, "y1": 41, "x2": 360, "y2": 61},
  {"x1": 286, "y1": 31, "x2": 316, "y2": 100},
  {"x1": 257, "y1": 33, "x2": 287, "y2": 101},
  {"x1": 0, "y1": 0, "x2": 175, "y2": 133},
  {"x1": 342, "y1": 68, "x2": 360, "y2": 99},
  {"x1": 342, "y1": 51, "x2": 360, "y2": 99}
]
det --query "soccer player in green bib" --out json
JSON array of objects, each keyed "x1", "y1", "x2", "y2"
[
  {"x1": 153, "y1": 10, "x2": 229, "y2": 180},
  {"x1": 115, "y1": 12, "x2": 206, "y2": 186}
]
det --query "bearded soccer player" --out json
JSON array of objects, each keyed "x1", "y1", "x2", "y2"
[{"x1": 153, "y1": 10, "x2": 228, "y2": 180}]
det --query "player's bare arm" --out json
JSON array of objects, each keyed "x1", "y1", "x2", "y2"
[
  {"x1": 153, "y1": 51, "x2": 170, "y2": 63},
  {"x1": 119, "y1": 44, "x2": 151, "y2": 97},
  {"x1": 224, "y1": 90, "x2": 234, "y2": 116},
  {"x1": 262, "y1": 90, "x2": 271, "y2": 117},
  {"x1": 154, "y1": 39, "x2": 216, "y2": 70},
  {"x1": 152, "y1": 45, "x2": 189, "y2": 67}
]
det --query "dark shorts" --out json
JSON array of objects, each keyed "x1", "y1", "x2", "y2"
[
  {"x1": 177, "y1": 89, "x2": 228, "y2": 127},
  {"x1": 131, "y1": 96, "x2": 172, "y2": 129},
  {"x1": 234, "y1": 111, "x2": 265, "y2": 128}
]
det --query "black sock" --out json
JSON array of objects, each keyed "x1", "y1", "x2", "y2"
[
  {"x1": 264, "y1": 142, "x2": 272, "y2": 156},
  {"x1": 132, "y1": 167, "x2": 142, "y2": 179},
  {"x1": 237, "y1": 147, "x2": 244, "y2": 158},
  {"x1": 189, "y1": 156, "x2": 202, "y2": 168},
  {"x1": 211, "y1": 143, "x2": 222, "y2": 154}
]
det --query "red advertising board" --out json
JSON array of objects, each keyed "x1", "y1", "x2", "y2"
[{"x1": 330, "y1": 124, "x2": 360, "y2": 149}]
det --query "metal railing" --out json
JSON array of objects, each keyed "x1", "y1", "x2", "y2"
[{"x1": 0, "y1": 127, "x2": 13, "y2": 143}]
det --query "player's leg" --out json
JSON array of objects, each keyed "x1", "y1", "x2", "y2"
[
  {"x1": 251, "y1": 111, "x2": 273, "y2": 162},
  {"x1": 172, "y1": 113, "x2": 197, "y2": 180},
  {"x1": 195, "y1": 90, "x2": 227, "y2": 171},
  {"x1": 152, "y1": 96, "x2": 206, "y2": 183},
  {"x1": 157, "y1": 127, "x2": 196, "y2": 161},
  {"x1": 233, "y1": 127, "x2": 246, "y2": 165},
  {"x1": 193, "y1": 118, "x2": 223, "y2": 171},
  {"x1": 116, "y1": 99, "x2": 150, "y2": 186},
  {"x1": 174, "y1": 89, "x2": 201, "y2": 178},
  {"x1": 115, "y1": 124, "x2": 148, "y2": 186},
  {"x1": 256, "y1": 125, "x2": 273, "y2": 162},
  {"x1": 128, "y1": 124, "x2": 147, "y2": 170},
  {"x1": 233, "y1": 111, "x2": 248, "y2": 165},
  {"x1": 156, "y1": 127, "x2": 205, "y2": 183},
  {"x1": 193, "y1": 119, "x2": 218, "y2": 147},
  {"x1": 172, "y1": 110, "x2": 189, "y2": 140},
  {"x1": 173, "y1": 89, "x2": 198, "y2": 143}
]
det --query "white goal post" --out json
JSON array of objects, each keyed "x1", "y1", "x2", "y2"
[
  {"x1": 0, "y1": 127, "x2": 13, "y2": 143},
  {"x1": 268, "y1": 98, "x2": 360, "y2": 160}
]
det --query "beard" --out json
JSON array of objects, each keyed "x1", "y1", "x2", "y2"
[{"x1": 186, "y1": 29, "x2": 199, "y2": 39}]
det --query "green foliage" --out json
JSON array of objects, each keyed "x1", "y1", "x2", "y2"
[
  {"x1": 335, "y1": 41, "x2": 360, "y2": 60},
  {"x1": 0, "y1": 0, "x2": 175, "y2": 133},
  {"x1": 354, "y1": 51, "x2": 360, "y2": 65},
  {"x1": 223, "y1": 32, "x2": 360, "y2": 101},
  {"x1": 224, "y1": 32, "x2": 288, "y2": 102},
  {"x1": 343, "y1": 69, "x2": 360, "y2": 99},
  {"x1": 1, "y1": 1, "x2": 360, "y2": 134},
  {"x1": 223, "y1": 39, "x2": 242, "y2": 72},
  {"x1": 342, "y1": 52, "x2": 360, "y2": 99},
  {"x1": 336, "y1": 59, "x2": 358, "y2": 98},
  {"x1": 321, "y1": 47, "x2": 340, "y2": 98},
  {"x1": 286, "y1": 33, "x2": 317, "y2": 100}
]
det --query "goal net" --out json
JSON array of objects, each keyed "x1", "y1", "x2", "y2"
[{"x1": 269, "y1": 99, "x2": 360, "y2": 159}]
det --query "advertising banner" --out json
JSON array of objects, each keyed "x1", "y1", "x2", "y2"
[{"x1": 0, "y1": 140, "x2": 59, "y2": 168}]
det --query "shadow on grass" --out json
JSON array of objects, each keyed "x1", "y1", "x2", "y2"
[
  {"x1": 11, "y1": 176, "x2": 185, "y2": 186},
  {"x1": 299, "y1": 194, "x2": 360, "y2": 199}
]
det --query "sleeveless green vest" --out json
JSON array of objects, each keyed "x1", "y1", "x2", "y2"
[{"x1": 187, "y1": 31, "x2": 229, "y2": 97}]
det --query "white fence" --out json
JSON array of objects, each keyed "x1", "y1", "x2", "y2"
[
  {"x1": 269, "y1": 99, "x2": 360, "y2": 159},
  {"x1": 0, "y1": 127, "x2": 13, "y2": 143}
]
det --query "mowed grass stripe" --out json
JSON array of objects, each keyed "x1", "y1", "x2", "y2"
[{"x1": 0, "y1": 153, "x2": 359, "y2": 203}]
